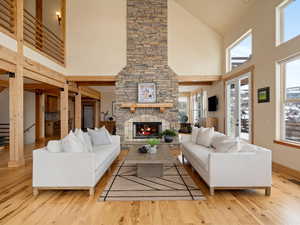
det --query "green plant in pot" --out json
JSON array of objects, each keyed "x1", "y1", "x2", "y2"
[
  {"x1": 161, "y1": 129, "x2": 177, "y2": 143},
  {"x1": 147, "y1": 138, "x2": 160, "y2": 154}
]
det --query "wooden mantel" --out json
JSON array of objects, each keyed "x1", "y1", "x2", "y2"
[{"x1": 120, "y1": 103, "x2": 173, "y2": 113}]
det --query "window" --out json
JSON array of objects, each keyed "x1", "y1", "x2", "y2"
[
  {"x1": 227, "y1": 32, "x2": 252, "y2": 72},
  {"x1": 178, "y1": 96, "x2": 189, "y2": 122},
  {"x1": 277, "y1": 0, "x2": 300, "y2": 45},
  {"x1": 280, "y1": 56, "x2": 300, "y2": 143},
  {"x1": 192, "y1": 93, "x2": 204, "y2": 124}
]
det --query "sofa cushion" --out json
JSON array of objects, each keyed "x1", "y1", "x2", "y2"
[
  {"x1": 93, "y1": 144, "x2": 119, "y2": 170},
  {"x1": 88, "y1": 127, "x2": 113, "y2": 145},
  {"x1": 47, "y1": 140, "x2": 62, "y2": 153},
  {"x1": 182, "y1": 142, "x2": 211, "y2": 171},
  {"x1": 62, "y1": 131, "x2": 85, "y2": 153},
  {"x1": 191, "y1": 127, "x2": 200, "y2": 143},
  {"x1": 196, "y1": 127, "x2": 214, "y2": 147}
]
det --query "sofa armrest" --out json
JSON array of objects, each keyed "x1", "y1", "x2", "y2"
[
  {"x1": 209, "y1": 149, "x2": 272, "y2": 187},
  {"x1": 33, "y1": 149, "x2": 96, "y2": 187}
]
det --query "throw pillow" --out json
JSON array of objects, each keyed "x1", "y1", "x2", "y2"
[
  {"x1": 191, "y1": 127, "x2": 200, "y2": 143},
  {"x1": 62, "y1": 131, "x2": 85, "y2": 153},
  {"x1": 214, "y1": 137, "x2": 241, "y2": 153},
  {"x1": 74, "y1": 128, "x2": 89, "y2": 152},
  {"x1": 88, "y1": 127, "x2": 113, "y2": 145},
  {"x1": 83, "y1": 132, "x2": 93, "y2": 152},
  {"x1": 211, "y1": 132, "x2": 226, "y2": 148},
  {"x1": 196, "y1": 127, "x2": 214, "y2": 147},
  {"x1": 46, "y1": 140, "x2": 62, "y2": 153}
]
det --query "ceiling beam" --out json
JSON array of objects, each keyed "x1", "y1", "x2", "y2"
[
  {"x1": 67, "y1": 76, "x2": 116, "y2": 82},
  {"x1": 177, "y1": 75, "x2": 222, "y2": 82},
  {"x1": 179, "y1": 81, "x2": 213, "y2": 86},
  {"x1": 77, "y1": 81, "x2": 116, "y2": 86}
]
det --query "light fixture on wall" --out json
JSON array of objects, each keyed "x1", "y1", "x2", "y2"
[{"x1": 56, "y1": 11, "x2": 62, "y2": 25}]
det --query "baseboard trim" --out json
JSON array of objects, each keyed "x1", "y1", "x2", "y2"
[{"x1": 273, "y1": 162, "x2": 300, "y2": 180}]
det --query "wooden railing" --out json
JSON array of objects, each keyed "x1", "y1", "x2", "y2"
[
  {"x1": 23, "y1": 9, "x2": 64, "y2": 65},
  {"x1": 0, "y1": 0, "x2": 15, "y2": 36}
]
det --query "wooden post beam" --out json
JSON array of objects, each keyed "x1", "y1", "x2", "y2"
[
  {"x1": 60, "y1": 84, "x2": 69, "y2": 138},
  {"x1": 8, "y1": 0, "x2": 24, "y2": 167},
  {"x1": 95, "y1": 100, "x2": 100, "y2": 128},
  {"x1": 75, "y1": 93, "x2": 82, "y2": 129},
  {"x1": 35, "y1": 91, "x2": 45, "y2": 141}
]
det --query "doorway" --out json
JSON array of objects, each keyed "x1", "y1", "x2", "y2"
[{"x1": 226, "y1": 72, "x2": 252, "y2": 142}]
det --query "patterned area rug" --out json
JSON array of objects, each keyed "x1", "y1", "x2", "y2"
[{"x1": 99, "y1": 161, "x2": 205, "y2": 201}]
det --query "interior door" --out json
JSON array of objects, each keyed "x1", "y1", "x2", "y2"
[{"x1": 226, "y1": 72, "x2": 252, "y2": 142}]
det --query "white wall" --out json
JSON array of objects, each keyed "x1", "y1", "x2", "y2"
[
  {"x1": 222, "y1": 0, "x2": 300, "y2": 172},
  {"x1": 24, "y1": 91, "x2": 36, "y2": 144},
  {"x1": 66, "y1": 0, "x2": 127, "y2": 76},
  {"x1": 203, "y1": 81, "x2": 225, "y2": 132},
  {"x1": 168, "y1": 0, "x2": 223, "y2": 75},
  {"x1": 0, "y1": 89, "x2": 35, "y2": 144},
  {"x1": 66, "y1": 0, "x2": 223, "y2": 77}
]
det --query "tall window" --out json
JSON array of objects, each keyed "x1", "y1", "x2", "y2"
[
  {"x1": 192, "y1": 93, "x2": 204, "y2": 124},
  {"x1": 277, "y1": 0, "x2": 300, "y2": 45},
  {"x1": 280, "y1": 56, "x2": 300, "y2": 143},
  {"x1": 178, "y1": 96, "x2": 189, "y2": 122},
  {"x1": 227, "y1": 32, "x2": 252, "y2": 72}
]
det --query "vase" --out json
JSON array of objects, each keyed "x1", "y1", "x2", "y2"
[
  {"x1": 149, "y1": 145, "x2": 157, "y2": 154},
  {"x1": 164, "y1": 136, "x2": 173, "y2": 143}
]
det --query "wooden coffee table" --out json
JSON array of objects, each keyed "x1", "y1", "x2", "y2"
[{"x1": 126, "y1": 145, "x2": 176, "y2": 177}]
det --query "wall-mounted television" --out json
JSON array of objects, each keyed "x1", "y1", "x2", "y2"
[{"x1": 208, "y1": 96, "x2": 218, "y2": 112}]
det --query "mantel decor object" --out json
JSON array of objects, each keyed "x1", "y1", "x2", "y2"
[{"x1": 138, "y1": 83, "x2": 156, "y2": 103}]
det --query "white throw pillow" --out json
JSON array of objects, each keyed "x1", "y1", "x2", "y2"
[
  {"x1": 240, "y1": 142, "x2": 256, "y2": 152},
  {"x1": 196, "y1": 127, "x2": 214, "y2": 147},
  {"x1": 74, "y1": 128, "x2": 90, "y2": 152},
  {"x1": 46, "y1": 140, "x2": 62, "y2": 153},
  {"x1": 88, "y1": 127, "x2": 113, "y2": 145},
  {"x1": 211, "y1": 132, "x2": 226, "y2": 148},
  {"x1": 191, "y1": 127, "x2": 200, "y2": 143},
  {"x1": 214, "y1": 137, "x2": 241, "y2": 153},
  {"x1": 62, "y1": 131, "x2": 85, "y2": 153},
  {"x1": 83, "y1": 132, "x2": 93, "y2": 152}
]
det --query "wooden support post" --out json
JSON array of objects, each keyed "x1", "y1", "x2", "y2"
[
  {"x1": 75, "y1": 93, "x2": 82, "y2": 129},
  {"x1": 60, "y1": 84, "x2": 69, "y2": 138},
  {"x1": 95, "y1": 100, "x2": 100, "y2": 128},
  {"x1": 35, "y1": 92, "x2": 45, "y2": 141},
  {"x1": 8, "y1": 0, "x2": 25, "y2": 168}
]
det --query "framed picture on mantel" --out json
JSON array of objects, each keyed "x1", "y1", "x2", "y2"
[{"x1": 138, "y1": 83, "x2": 156, "y2": 103}]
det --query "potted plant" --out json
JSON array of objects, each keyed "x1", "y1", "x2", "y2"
[
  {"x1": 161, "y1": 129, "x2": 177, "y2": 143},
  {"x1": 147, "y1": 138, "x2": 160, "y2": 154}
]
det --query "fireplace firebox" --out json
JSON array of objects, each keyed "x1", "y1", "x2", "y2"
[{"x1": 133, "y1": 122, "x2": 162, "y2": 139}]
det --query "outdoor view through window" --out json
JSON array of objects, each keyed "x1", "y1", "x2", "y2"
[
  {"x1": 282, "y1": 0, "x2": 300, "y2": 43},
  {"x1": 228, "y1": 33, "x2": 252, "y2": 71},
  {"x1": 283, "y1": 57, "x2": 300, "y2": 142}
]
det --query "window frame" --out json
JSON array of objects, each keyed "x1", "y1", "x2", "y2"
[
  {"x1": 226, "y1": 30, "x2": 253, "y2": 72},
  {"x1": 279, "y1": 54, "x2": 300, "y2": 144},
  {"x1": 276, "y1": 0, "x2": 300, "y2": 46}
]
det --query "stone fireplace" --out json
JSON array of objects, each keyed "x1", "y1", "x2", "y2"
[{"x1": 115, "y1": 0, "x2": 179, "y2": 147}]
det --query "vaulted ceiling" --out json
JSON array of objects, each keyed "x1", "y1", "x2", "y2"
[{"x1": 173, "y1": 0, "x2": 256, "y2": 35}]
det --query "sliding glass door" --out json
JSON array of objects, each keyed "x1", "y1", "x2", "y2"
[{"x1": 226, "y1": 72, "x2": 252, "y2": 142}]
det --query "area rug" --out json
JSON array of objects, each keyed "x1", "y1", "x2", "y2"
[{"x1": 99, "y1": 161, "x2": 205, "y2": 201}]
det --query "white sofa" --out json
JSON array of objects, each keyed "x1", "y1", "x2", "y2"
[
  {"x1": 180, "y1": 133, "x2": 272, "y2": 196},
  {"x1": 33, "y1": 135, "x2": 120, "y2": 196}
]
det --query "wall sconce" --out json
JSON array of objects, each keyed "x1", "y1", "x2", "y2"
[{"x1": 56, "y1": 11, "x2": 62, "y2": 25}]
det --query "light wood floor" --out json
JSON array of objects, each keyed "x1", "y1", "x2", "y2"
[{"x1": 1, "y1": 143, "x2": 300, "y2": 225}]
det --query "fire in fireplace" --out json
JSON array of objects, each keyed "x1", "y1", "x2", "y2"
[{"x1": 133, "y1": 122, "x2": 162, "y2": 139}]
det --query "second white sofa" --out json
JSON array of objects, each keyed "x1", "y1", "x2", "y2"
[{"x1": 181, "y1": 131, "x2": 272, "y2": 196}]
